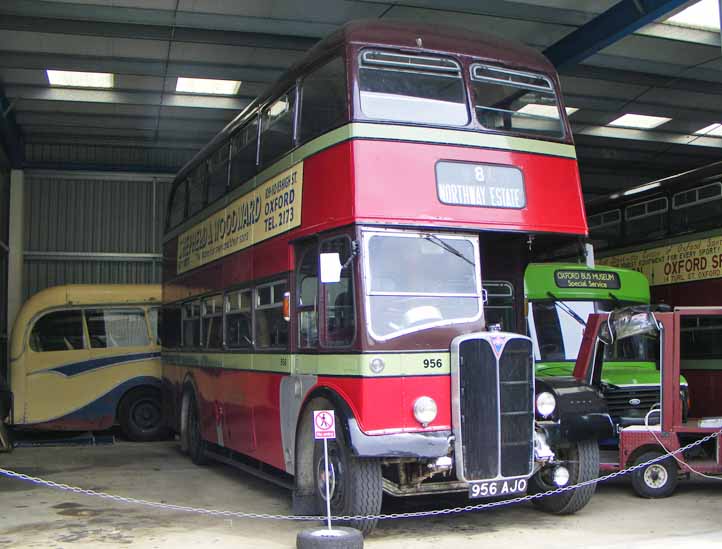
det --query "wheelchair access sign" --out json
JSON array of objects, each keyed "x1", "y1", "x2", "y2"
[{"x1": 313, "y1": 410, "x2": 336, "y2": 440}]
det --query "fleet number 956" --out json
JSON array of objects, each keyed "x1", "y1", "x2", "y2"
[
  {"x1": 468, "y1": 478, "x2": 527, "y2": 498},
  {"x1": 423, "y1": 358, "x2": 443, "y2": 369}
]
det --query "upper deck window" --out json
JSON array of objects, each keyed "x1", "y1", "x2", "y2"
[
  {"x1": 471, "y1": 64, "x2": 564, "y2": 139},
  {"x1": 358, "y1": 50, "x2": 468, "y2": 126}
]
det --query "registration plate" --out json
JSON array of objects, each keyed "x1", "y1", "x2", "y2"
[{"x1": 468, "y1": 477, "x2": 528, "y2": 499}]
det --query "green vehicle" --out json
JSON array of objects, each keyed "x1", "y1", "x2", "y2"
[{"x1": 523, "y1": 263, "x2": 674, "y2": 425}]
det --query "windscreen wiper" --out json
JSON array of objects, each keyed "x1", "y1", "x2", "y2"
[
  {"x1": 546, "y1": 291, "x2": 587, "y2": 327},
  {"x1": 608, "y1": 292, "x2": 621, "y2": 306},
  {"x1": 422, "y1": 234, "x2": 474, "y2": 266}
]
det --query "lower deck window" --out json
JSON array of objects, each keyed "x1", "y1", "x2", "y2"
[{"x1": 255, "y1": 281, "x2": 289, "y2": 348}]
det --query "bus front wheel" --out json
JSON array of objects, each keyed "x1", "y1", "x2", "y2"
[
  {"x1": 118, "y1": 386, "x2": 165, "y2": 442},
  {"x1": 311, "y1": 417, "x2": 382, "y2": 536},
  {"x1": 528, "y1": 439, "x2": 599, "y2": 514}
]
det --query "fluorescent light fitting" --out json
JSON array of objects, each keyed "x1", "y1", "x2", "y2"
[
  {"x1": 666, "y1": 0, "x2": 720, "y2": 30},
  {"x1": 608, "y1": 114, "x2": 671, "y2": 129},
  {"x1": 694, "y1": 123, "x2": 722, "y2": 136},
  {"x1": 623, "y1": 182, "x2": 661, "y2": 197},
  {"x1": 46, "y1": 70, "x2": 114, "y2": 88},
  {"x1": 517, "y1": 104, "x2": 578, "y2": 118},
  {"x1": 176, "y1": 77, "x2": 241, "y2": 95}
]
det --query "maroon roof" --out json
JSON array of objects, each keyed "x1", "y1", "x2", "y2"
[{"x1": 322, "y1": 19, "x2": 555, "y2": 74}]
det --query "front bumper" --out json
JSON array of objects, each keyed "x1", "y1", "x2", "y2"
[
  {"x1": 540, "y1": 412, "x2": 615, "y2": 446},
  {"x1": 347, "y1": 418, "x2": 452, "y2": 458}
]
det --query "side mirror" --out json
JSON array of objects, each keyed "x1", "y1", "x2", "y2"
[{"x1": 319, "y1": 253, "x2": 342, "y2": 284}]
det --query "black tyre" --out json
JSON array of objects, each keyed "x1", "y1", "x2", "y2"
[
  {"x1": 631, "y1": 451, "x2": 678, "y2": 498},
  {"x1": 181, "y1": 390, "x2": 207, "y2": 465},
  {"x1": 529, "y1": 439, "x2": 599, "y2": 514},
  {"x1": 296, "y1": 526, "x2": 363, "y2": 549},
  {"x1": 311, "y1": 412, "x2": 382, "y2": 537},
  {"x1": 118, "y1": 386, "x2": 166, "y2": 442}
]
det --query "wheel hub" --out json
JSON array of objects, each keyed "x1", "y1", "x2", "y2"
[
  {"x1": 644, "y1": 464, "x2": 668, "y2": 488},
  {"x1": 132, "y1": 399, "x2": 160, "y2": 430}
]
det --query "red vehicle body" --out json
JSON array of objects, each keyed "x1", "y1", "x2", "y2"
[
  {"x1": 161, "y1": 20, "x2": 612, "y2": 534},
  {"x1": 575, "y1": 308, "x2": 722, "y2": 497}
]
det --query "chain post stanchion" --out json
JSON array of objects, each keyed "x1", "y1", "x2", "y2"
[{"x1": 323, "y1": 436, "x2": 332, "y2": 531}]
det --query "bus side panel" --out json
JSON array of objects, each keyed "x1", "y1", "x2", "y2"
[
  {"x1": 319, "y1": 375, "x2": 451, "y2": 434},
  {"x1": 22, "y1": 354, "x2": 160, "y2": 429},
  {"x1": 652, "y1": 278, "x2": 722, "y2": 307},
  {"x1": 352, "y1": 140, "x2": 587, "y2": 235},
  {"x1": 221, "y1": 370, "x2": 286, "y2": 471}
]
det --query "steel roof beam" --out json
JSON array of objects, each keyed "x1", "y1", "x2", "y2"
[
  {"x1": 0, "y1": 15, "x2": 318, "y2": 51},
  {"x1": 544, "y1": 0, "x2": 693, "y2": 70},
  {"x1": 0, "y1": 51, "x2": 284, "y2": 83},
  {"x1": 5, "y1": 85, "x2": 252, "y2": 110},
  {"x1": 0, "y1": 0, "x2": 331, "y2": 38},
  {"x1": 0, "y1": 82, "x2": 24, "y2": 168}
]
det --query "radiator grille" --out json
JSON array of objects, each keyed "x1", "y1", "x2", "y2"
[{"x1": 457, "y1": 335, "x2": 534, "y2": 481}]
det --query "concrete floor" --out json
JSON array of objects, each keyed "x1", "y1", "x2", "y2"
[{"x1": 1, "y1": 441, "x2": 721, "y2": 548}]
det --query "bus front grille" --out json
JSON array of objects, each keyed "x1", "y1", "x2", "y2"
[{"x1": 453, "y1": 334, "x2": 534, "y2": 482}]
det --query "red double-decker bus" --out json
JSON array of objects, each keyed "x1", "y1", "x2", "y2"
[{"x1": 161, "y1": 20, "x2": 612, "y2": 535}]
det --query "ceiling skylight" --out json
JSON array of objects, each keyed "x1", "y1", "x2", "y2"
[
  {"x1": 694, "y1": 123, "x2": 722, "y2": 136},
  {"x1": 517, "y1": 104, "x2": 578, "y2": 118},
  {"x1": 608, "y1": 114, "x2": 671, "y2": 129},
  {"x1": 176, "y1": 77, "x2": 241, "y2": 95},
  {"x1": 666, "y1": 0, "x2": 720, "y2": 30},
  {"x1": 46, "y1": 70, "x2": 114, "y2": 88}
]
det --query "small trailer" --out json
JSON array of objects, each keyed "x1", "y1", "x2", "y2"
[{"x1": 574, "y1": 307, "x2": 722, "y2": 497}]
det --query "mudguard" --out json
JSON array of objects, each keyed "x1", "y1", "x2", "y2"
[{"x1": 536, "y1": 376, "x2": 614, "y2": 443}]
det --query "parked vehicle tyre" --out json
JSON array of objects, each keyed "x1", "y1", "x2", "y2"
[
  {"x1": 311, "y1": 411, "x2": 383, "y2": 537},
  {"x1": 631, "y1": 451, "x2": 678, "y2": 498},
  {"x1": 296, "y1": 526, "x2": 363, "y2": 549},
  {"x1": 181, "y1": 390, "x2": 207, "y2": 465},
  {"x1": 118, "y1": 386, "x2": 166, "y2": 442},
  {"x1": 529, "y1": 439, "x2": 599, "y2": 514}
]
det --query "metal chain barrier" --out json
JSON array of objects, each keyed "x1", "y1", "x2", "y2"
[{"x1": 0, "y1": 429, "x2": 720, "y2": 522}]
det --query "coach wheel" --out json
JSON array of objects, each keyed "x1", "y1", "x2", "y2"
[
  {"x1": 631, "y1": 451, "x2": 678, "y2": 498},
  {"x1": 529, "y1": 439, "x2": 599, "y2": 515},
  {"x1": 182, "y1": 390, "x2": 207, "y2": 465},
  {"x1": 311, "y1": 412, "x2": 383, "y2": 537},
  {"x1": 296, "y1": 526, "x2": 363, "y2": 549},
  {"x1": 118, "y1": 387, "x2": 165, "y2": 442}
]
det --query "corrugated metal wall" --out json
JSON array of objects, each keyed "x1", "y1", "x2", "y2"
[
  {"x1": 0, "y1": 170, "x2": 9, "y2": 380},
  {"x1": 23, "y1": 171, "x2": 172, "y2": 299}
]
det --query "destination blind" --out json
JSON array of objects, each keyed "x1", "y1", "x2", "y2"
[{"x1": 554, "y1": 269, "x2": 621, "y2": 290}]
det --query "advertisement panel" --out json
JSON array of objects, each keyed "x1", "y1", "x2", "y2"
[
  {"x1": 602, "y1": 235, "x2": 722, "y2": 286},
  {"x1": 176, "y1": 163, "x2": 303, "y2": 274}
]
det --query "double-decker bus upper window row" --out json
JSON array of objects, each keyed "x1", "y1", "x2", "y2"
[
  {"x1": 358, "y1": 50, "x2": 468, "y2": 126},
  {"x1": 166, "y1": 54, "x2": 347, "y2": 231},
  {"x1": 471, "y1": 65, "x2": 563, "y2": 139},
  {"x1": 364, "y1": 231, "x2": 482, "y2": 341},
  {"x1": 590, "y1": 180, "x2": 722, "y2": 250}
]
